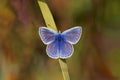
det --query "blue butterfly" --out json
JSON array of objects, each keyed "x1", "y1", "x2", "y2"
[{"x1": 39, "y1": 26, "x2": 82, "y2": 59}]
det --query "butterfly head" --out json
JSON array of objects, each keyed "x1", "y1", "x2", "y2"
[{"x1": 58, "y1": 31, "x2": 61, "y2": 33}]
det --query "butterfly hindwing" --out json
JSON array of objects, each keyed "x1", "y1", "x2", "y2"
[
  {"x1": 62, "y1": 26, "x2": 82, "y2": 44},
  {"x1": 59, "y1": 40, "x2": 73, "y2": 59},
  {"x1": 39, "y1": 27, "x2": 56, "y2": 44},
  {"x1": 46, "y1": 41, "x2": 59, "y2": 59}
]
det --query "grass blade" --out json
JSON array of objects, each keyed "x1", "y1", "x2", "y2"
[{"x1": 37, "y1": 0, "x2": 70, "y2": 80}]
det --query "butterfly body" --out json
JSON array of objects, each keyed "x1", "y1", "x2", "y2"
[{"x1": 39, "y1": 26, "x2": 82, "y2": 59}]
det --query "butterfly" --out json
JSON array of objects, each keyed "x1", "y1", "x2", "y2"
[{"x1": 39, "y1": 26, "x2": 82, "y2": 59}]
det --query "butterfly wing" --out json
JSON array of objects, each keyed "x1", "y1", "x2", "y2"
[
  {"x1": 62, "y1": 26, "x2": 82, "y2": 44},
  {"x1": 46, "y1": 41, "x2": 59, "y2": 59},
  {"x1": 60, "y1": 40, "x2": 73, "y2": 59},
  {"x1": 39, "y1": 27, "x2": 56, "y2": 44}
]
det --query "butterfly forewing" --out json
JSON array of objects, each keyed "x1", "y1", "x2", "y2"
[
  {"x1": 39, "y1": 27, "x2": 56, "y2": 44},
  {"x1": 62, "y1": 26, "x2": 82, "y2": 44}
]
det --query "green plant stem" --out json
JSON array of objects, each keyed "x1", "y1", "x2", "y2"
[
  {"x1": 59, "y1": 59, "x2": 70, "y2": 80},
  {"x1": 37, "y1": 0, "x2": 70, "y2": 80}
]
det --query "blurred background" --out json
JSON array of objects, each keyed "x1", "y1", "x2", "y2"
[{"x1": 0, "y1": 0, "x2": 120, "y2": 80}]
